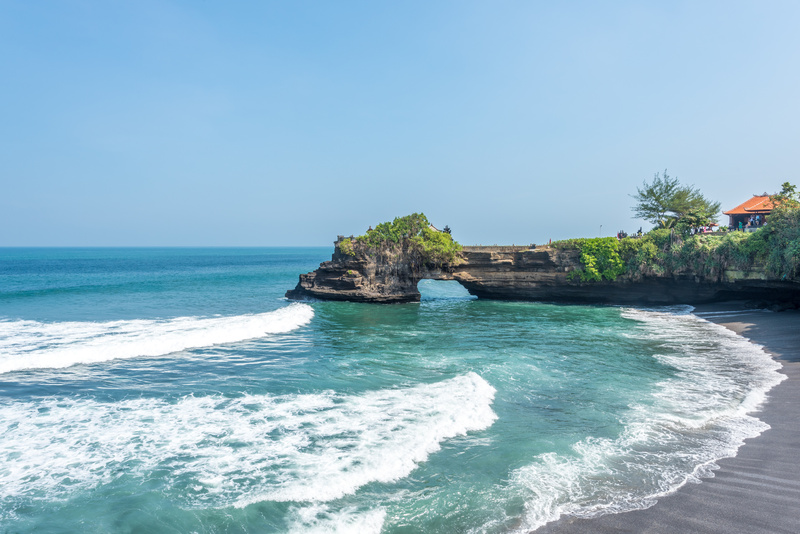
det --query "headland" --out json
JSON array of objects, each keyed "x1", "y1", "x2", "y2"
[
  {"x1": 286, "y1": 211, "x2": 800, "y2": 306},
  {"x1": 286, "y1": 239, "x2": 800, "y2": 307}
]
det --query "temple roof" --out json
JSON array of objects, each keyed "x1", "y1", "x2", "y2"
[{"x1": 723, "y1": 195, "x2": 774, "y2": 215}]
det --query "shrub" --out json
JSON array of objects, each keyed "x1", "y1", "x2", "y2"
[
  {"x1": 619, "y1": 236, "x2": 659, "y2": 273},
  {"x1": 647, "y1": 228, "x2": 674, "y2": 251},
  {"x1": 617, "y1": 214, "x2": 799, "y2": 280},
  {"x1": 677, "y1": 234, "x2": 723, "y2": 275},
  {"x1": 764, "y1": 204, "x2": 800, "y2": 277},
  {"x1": 360, "y1": 213, "x2": 431, "y2": 247},
  {"x1": 555, "y1": 237, "x2": 624, "y2": 282},
  {"x1": 338, "y1": 238, "x2": 355, "y2": 256},
  {"x1": 411, "y1": 226, "x2": 463, "y2": 265},
  {"x1": 347, "y1": 213, "x2": 462, "y2": 268},
  {"x1": 558, "y1": 224, "x2": 791, "y2": 281}
]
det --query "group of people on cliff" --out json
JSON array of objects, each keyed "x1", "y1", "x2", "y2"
[
  {"x1": 689, "y1": 226, "x2": 717, "y2": 235},
  {"x1": 732, "y1": 214, "x2": 767, "y2": 231},
  {"x1": 616, "y1": 228, "x2": 643, "y2": 239},
  {"x1": 614, "y1": 214, "x2": 770, "y2": 239}
]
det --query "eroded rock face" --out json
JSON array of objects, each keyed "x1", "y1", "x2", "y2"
[
  {"x1": 285, "y1": 238, "x2": 442, "y2": 303},
  {"x1": 286, "y1": 241, "x2": 800, "y2": 305}
]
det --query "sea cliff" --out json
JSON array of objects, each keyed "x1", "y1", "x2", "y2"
[{"x1": 285, "y1": 238, "x2": 800, "y2": 306}]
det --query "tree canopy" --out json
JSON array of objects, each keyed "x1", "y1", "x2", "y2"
[
  {"x1": 338, "y1": 213, "x2": 463, "y2": 266},
  {"x1": 771, "y1": 181, "x2": 800, "y2": 207},
  {"x1": 631, "y1": 170, "x2": 720, "y2": 230}
]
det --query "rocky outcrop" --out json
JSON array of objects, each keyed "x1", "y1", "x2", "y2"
[
  {"x1": 286, "y1": 239, "x2": 800, "y2": 306},
  {"x1": 285, "y1": 237, "x2": 449, "y2": 303}
]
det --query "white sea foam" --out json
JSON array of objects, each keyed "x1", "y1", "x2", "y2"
[
  {"x1": 0, "y1": 373, "x2": 496, "y2": 511},
  {"x1": 0, "y1": 303, "x2": 315, "y2": 374},
  {"x1": 501, "y1": 308, "x2": 786, "y2": 533},
  {"x1": 286, "y1": 504, "x2": 386, "y2": 534}
]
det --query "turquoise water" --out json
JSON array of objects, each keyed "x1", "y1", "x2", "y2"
[{"x1": 0, "y1": 248, "x2": 784, "y2": 533}]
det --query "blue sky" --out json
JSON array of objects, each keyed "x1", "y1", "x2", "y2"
[{"x1": 2, "y1": 1, "x2": 799, "y2": 246}]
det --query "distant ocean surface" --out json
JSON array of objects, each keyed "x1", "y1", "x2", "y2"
[{"x1": 0, "y1": 248, "x2": 784, "y2": 533}]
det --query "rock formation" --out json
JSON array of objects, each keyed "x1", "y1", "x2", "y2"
[{"x1": 286, "y1": 239, "x2": 800, "y2": 306}]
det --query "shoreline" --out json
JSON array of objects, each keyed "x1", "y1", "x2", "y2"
[{"x1": 536, "y1": 302, "x2": 800, "y2": 534}]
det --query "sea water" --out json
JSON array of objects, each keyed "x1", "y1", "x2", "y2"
[{"x1": 0, "y1": 248, "x2": 785, "y2": 533}]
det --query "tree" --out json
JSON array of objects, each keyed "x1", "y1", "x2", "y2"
[
  {"x1": 770, "y1": 182, "x2": 799, "y2": 207},
  {"x1": 631, "y1": 170, "x2": 720, "y2": 229}
]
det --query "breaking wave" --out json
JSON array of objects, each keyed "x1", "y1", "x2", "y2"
[
  {"x1": 0, "y1": 303, "x2": 315, "y2": 374},
  {"x1": 0, "y1": 373, "x2": 496, "y2": 512},
  {"x1": 499, "y1": 308, "x2": 785, "y2": 533}
]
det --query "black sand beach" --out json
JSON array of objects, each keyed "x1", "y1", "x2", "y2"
[{"x1": 538, "y1": 303, "x2": 800, "y2": 534}]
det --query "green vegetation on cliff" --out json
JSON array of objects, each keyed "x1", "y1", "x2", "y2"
[
  {"x1": 556, "y1": 192, "x2": 800, "y2": 282},
  {"x1": 552, "y1": 238, "x2": 625, "y2": 282},
  {"x1": 338, "y1": 213, "x2": 463, "y2": 266},
  {"x1": 552, "y1": 180, "x2": 798, "y2": 283},
  {"x1": 338, "y1": 237, "x2": 356, "y2": 256}
]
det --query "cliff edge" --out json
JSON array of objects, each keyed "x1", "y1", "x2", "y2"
[{"x1": 286, "y1": 240, "x2": 800, "y2": 306}]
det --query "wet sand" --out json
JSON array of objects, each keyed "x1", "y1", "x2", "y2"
[{"x1": 537, "y1": 302, "x2": 800, "y2": 534}]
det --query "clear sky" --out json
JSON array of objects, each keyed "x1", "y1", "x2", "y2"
[{"x1": 2, "y1": 1, "x2": 799, "y2": 246}]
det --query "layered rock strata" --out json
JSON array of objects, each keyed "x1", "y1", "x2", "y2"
[{"x1": 286, "y1": 239, "x2": 800, "y2": 305}]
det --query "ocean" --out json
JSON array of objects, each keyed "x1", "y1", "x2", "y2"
[{"x1": 0, "y1": 247, "x2": 784, "y2": 533}]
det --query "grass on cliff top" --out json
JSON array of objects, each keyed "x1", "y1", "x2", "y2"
[{"x1": 338, "y1": 213, "x2": 463, "y2": 266}]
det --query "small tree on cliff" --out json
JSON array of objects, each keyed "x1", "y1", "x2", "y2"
[
  {"x1": 343, "y1": 213, "x2": 463, "y2": 266},
  {"x1": 771, "y1": 181, "x2": 800, "y2": 207},
  {"x1": 631, "y1": 170, "x2": 720, "y2": 230}
]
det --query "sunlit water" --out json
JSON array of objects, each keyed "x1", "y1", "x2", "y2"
[{"x1": 0, "y1": 248, "x2": 784, "y2": 533}]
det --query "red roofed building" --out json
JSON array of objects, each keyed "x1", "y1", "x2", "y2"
[{"x1": 723, "y1": 195, "x2": 774, "y2": 230}]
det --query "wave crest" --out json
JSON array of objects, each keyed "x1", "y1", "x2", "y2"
[
  {"x1": 0, "y1": 373, "x2": 497, "y2": 509},
  {"x1": 502, "y1": 308, "x2": 785, "y2": 533},
  {"x1": 0, "y1": 303, "x2": 314, "y2": 374}
]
